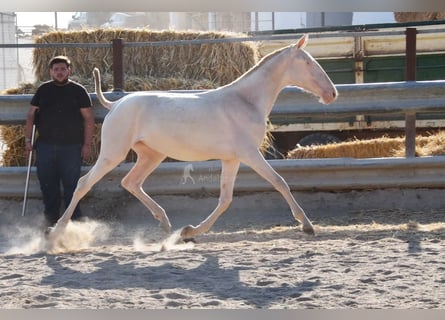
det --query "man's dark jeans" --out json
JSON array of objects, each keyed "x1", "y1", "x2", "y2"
[{"x1": 35, "y1": 141, "x2": 82, "y2": 226}]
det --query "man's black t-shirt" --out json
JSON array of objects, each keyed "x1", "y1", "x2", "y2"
[{"x1": 31, "y1": 80, "x2": 92, "y2": 144}]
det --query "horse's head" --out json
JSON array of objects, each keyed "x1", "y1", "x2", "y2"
[{"x1": 287, "y1": 34, "x2": 338, "y2": 104}]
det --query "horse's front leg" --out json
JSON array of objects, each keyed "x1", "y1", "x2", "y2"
[
  {"x1": 181, "y1": 159, "x2": 240, "y2": 239},
  {"x1": 241, "y1": 149, "x2": 314, "y2": 235}
]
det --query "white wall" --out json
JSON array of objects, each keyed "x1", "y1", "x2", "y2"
[
  {"x1": 251, "y1": 12, "x2": 396, "y2": 31},
  {"x1": 251, "y1": 12, "x2": 306, "y2": 31},
  {"x1": 352, "y1": 12, "x2": 396, "y2": 25}
]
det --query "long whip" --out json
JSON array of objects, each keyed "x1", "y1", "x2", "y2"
[{"x1": 21, "y1": 124, "x2": 36, "y2": 217}]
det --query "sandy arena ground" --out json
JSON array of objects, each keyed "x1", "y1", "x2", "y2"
[{"x1": 0, "y1": 194, "x2": 444, "y2": 309}]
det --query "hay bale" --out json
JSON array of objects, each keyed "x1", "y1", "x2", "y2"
[
  {"x1": 392, "y1": 131, "x2": 445, "y2": 157},
  {"x1": 71, "y1": 73, "x2": 218, "y2": 93},
  {"x1": 287, "y1": 136, "x2": 404, "y2": 159},
  {"x1": 1, "y1": 125, "x2": 26, "y2": 166},
  {"x1": 1, "y1": 83, "x2": 37, "y2": 166},
  {"x1": 287, "y1": 135, "x2": 436, "y2": 159},
  {"x1": 394, "y1": 12, "x2": 445, "y2": 23},
  {"x1": 1, "y1": 83, "x2": 36, "y2": 95},
  {"x1": 33, "y1": 29, "x2": 259, "y2": 87}
]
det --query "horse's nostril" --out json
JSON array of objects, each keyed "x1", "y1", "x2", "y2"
[{"x1": 333, "y1": 91, "x2": 337, "y2": 98}]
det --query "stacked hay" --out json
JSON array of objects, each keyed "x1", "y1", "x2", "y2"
[
  {"x1": 394, "y1": 12, "x2": 445, "y2": 23},
  {"x1": 288, "y1": 136, "x2": 407, "y2": 159},
  {"x1": 393, "y1": 131, "x2": 445, "y2": 157},
  {"x1": 1, "y1": 29, "x2": 259, "y2": 166},
  {"x1": 1, "y1": 85, "x2": 37, "y2": 167},
  {"x1": 32, "y1": 29, "x2": 258, "y2": 86},
  {"x1": 286, "y1": 133, "x2": 445, "y2": 159}
]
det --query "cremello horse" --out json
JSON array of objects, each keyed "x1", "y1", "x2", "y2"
[{"x1": 48, "y1": 34, "x2": 337, "y2": 244}]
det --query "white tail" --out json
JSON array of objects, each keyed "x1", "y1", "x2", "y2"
[{"x1": 93, "y1": 67, "x2": 113, "y2": 110}]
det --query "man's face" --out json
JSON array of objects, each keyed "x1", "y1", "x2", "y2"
[{"x1": 50, "y1": 62, "x2": 71, "y2": 84}]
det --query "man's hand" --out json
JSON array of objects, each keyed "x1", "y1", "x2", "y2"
[
  {"x1": 81, "y1": 143, "x2": 92, "y2": 161},
  {"x1": 24, "y1": 140, "x2": 33, "y2": 153}
]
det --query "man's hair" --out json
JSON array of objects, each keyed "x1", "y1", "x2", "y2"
[{"x1": 49, "y1": 55, "x2": 71, "y2": 68}]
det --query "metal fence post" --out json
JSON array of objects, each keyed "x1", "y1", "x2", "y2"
[
  {"x1": 405, "y1": 28, "x2": 417, "y2": 158},
  {"x1": 112, "y1": 38, "x2": 125, "y2": 92}
]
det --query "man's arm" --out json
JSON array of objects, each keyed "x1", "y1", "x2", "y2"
[{"x1": 80, "y1": 107, "x2": 95, "y2": 160}]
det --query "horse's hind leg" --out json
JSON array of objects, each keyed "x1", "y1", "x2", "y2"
[
  {"x1": 181, "y1": 159, "x2": 240, "y2": 239},
  {"x1": 241, "y1": 149, "x2": 314, "y2": 235},
  {"x1": 50, "y1": 152, "x2": 126, "y2": 237},
  {"x1": 121, "y1": 142, "x2": 171, "y2": 233}
]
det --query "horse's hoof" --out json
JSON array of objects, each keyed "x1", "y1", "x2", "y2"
[
  {"x1": 303, "y1": 225, "x2": 315, "y2": 235},
  {"x1": 160, "y1": 221, "x2": 172, "y2": 234},
  {"x1": 44, "y1": 227, "x2": 54, "y2": 238},
  {"x1": 183, "y1": 238, "x2": 196, "y2": 243},
  {"x1": 180, "y1": 225, "x2": 195, "y2": 239},
  {"x1": 45, "y1": 223, "x2": 66, "y2": 243}
]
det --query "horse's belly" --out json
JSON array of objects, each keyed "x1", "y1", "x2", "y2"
[
  {"x1": 145, "y1": 131, "x2": 235, "y2": 161},
  {"x1": 167, "y1": 142, "x2": 233, "y2": 161}
]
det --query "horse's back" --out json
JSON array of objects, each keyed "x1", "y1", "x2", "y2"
[
  {"x1": 109, "y1": 91, "x2": 213, "y2": 117},
  {"x1": 102, "y1": 90, "x2": 242, "y2": 161}
]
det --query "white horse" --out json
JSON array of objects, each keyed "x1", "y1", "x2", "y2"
[{"x1": 48, "y1": 34, "x2": 337, "y2": 243}]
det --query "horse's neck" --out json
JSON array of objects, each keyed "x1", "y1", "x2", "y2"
[{"x1": 229, "y1": 51, "x2": 289, "y2": 117}]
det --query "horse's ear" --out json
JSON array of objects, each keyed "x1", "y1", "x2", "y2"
[{"x1": 296, "y1": 34, "x2": 309, "y2": 49}]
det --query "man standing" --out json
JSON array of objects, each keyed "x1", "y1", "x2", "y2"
[{"x1": 25, "y1": 55, "x2": 95, "y2": 227}]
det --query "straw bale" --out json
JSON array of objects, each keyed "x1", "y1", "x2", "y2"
[
  {"x1": 1, "y1": 83, "x2": 36, "y2": 95},
  {"x1": 392, "y1": 131, "x2": 445, "y2": 157},
  {"x1": 1, "y1": 83, "x2": 36, "y2": 166},
  {"x1": 1, "y1": 125, "x2": 26, "y2": 166},
  {"x1": 75, "y1": 73, "x2": 219, "y2": 92},
  {"x1": 33, "y1": 29, "x2": 259, "y2": 87},
  {"x1": 287, "y1": 135, "x2": 436, "y2": 159},
  {"x1": 394, "y1": 12, "x2": 445, "y2": 23}
]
